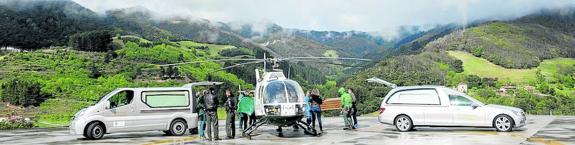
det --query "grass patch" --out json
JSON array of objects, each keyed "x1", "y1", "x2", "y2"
[
  {"x1": 178, "y1": 41, "x2": 236, "y2": 57},
  {"x1": 323, "y1": 50, "x2": 338, "y2": 57},
  {"x1": 448, "y1": 51, "x2": 575, "y2": 83}
]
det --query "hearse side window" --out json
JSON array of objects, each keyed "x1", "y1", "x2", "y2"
[
  {"x1": 142, "y1": 91, "x2": 189, "y2": 108},
  {"x1": 109, "y1": 90, "x2": 134, "y2": 109},
  {"x1": 386, "y1": 89, "x2": 440, "y2": 105},
  {"x1": 449, "y1": 95, "x2": 473, "y2": 106}
]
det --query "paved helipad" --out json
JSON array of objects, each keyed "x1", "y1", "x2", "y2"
[{"x1": 0, "y1": 115, "x2": 572, "y2": 145}]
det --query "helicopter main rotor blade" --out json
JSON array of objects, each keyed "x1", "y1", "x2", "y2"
[
  {"x1": 157, "y1": 58, "x2": 264, "y2": 67},
  {"x1": 208, "y1": 60, "x2": 266, "y2": 73},
  {"x1": 286, "y1": 59, "x2": 368, "y2": 67},
  {"x1": 280, "y1": 57, "x2": 371, "y2": 62}
]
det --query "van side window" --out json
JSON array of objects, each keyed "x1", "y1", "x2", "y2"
[
  {"x1": 142, "y1": 91, "x2": 189, "y2": 108},
  {"x1": 386, "y1": 89, "x2": 440, "y2": 105},
  {"x1": 109, "y1": 90, "x2": 134, "y2": 108},
  {"x1": 449, "y1": 95, "x2": 473, "y2": 106}
]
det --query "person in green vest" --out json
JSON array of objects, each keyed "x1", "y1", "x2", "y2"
[
  {"x1": 339, "y1": 87, "x2": 353, "y2": 130},
  {"x1": 237, "y1": 90, "x2": 254, "y2": 131}
]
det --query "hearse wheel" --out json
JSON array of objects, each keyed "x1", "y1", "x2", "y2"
[
  {"x1": 394, "y1": 115, "x2": 413, "y2": 132},
  {"x1": 169, "y1": 119, "x2": 188, "y2": 136},
  {"x1": 85, "y1": 122, "x2": 105, "y2": 140},
  {"x1": 494, "y1": 114, "x2": 514, "y2": 132}
]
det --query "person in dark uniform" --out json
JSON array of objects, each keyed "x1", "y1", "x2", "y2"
[
  {"x1": 204, "y1": 88, "x2": 220, "y2": 141},
  {"x1": 224, "y1": 89, "x2": 237, "y2": 139},
  {"x1": 348, "y1": 88, "x2": 358, "y2": 129}
]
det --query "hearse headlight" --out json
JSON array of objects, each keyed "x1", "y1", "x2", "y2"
[{"x1": 265, "y1": 105, "x2": 281, "y2": 115}]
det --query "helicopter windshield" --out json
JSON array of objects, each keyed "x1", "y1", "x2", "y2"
[
  {"x1": 284, "y1": 80, "x2": 300, "y2": 103},
  {"x1": 264, "y1": 80, "x2": 302, "y2": 104}
]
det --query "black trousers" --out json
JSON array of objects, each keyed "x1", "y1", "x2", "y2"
[
  {"x1": 226, "y1": 111, "x2": 235, "y2": 138},
  {"x1": 351, "y1": 105, "x2": 358, "y2": 127},
  {"x1": 249, "y1": 112, "x2": 256, "y2": 125},
  {"x1": 240, "y1": 113, "x2": 249, "y2": 130}
]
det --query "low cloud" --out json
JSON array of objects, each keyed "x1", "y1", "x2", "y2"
[{"x1": 74, "y1": 0, "x2": 575, "y2": 38}]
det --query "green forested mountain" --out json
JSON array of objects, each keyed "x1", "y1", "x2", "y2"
[
  {"x1": 0, "y1": 0, "x2": 107, "y2": 50},
  {"x1": 343, "y1": 8, "x2": 575, "y2": 115},
  {"x1": 0, "y1": 0, "x2": 388, "y2": 127}
]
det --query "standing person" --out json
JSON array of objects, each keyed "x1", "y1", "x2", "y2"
[
  {"x1": 348, "y1": 88, "x2": 358, "y2": 129},
  {"x1": 246, "y1": 91, "x2": 257, "y2": 126},
  {"x1": 304, "y1": 91, "x2": 312, "y2": 125},
  {"x1": 309, "y1": 89, "x2": 323, "y2": 133},
  {"x1": 237, "y1": 90, "x2": 254, "y2": 131},
  {"x1": 224, "y1": 89, "x2": 237, "y2": 139},
  {"x1": 339, "y1": 87, "x2": 353, "y2": 130},
  {"x1": 204, "y1": 88, "x2": 220, "y2": 141},
  {"x1": 196, "y1": 91, "x2": 206, "y2": 140}
]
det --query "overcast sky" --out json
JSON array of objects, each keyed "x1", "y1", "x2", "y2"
[{"x1": 75, "y1": 0, "x2": 575, "y2": 33}]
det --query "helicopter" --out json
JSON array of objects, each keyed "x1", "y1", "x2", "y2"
[{"x1": 156, "y1": 53, "x2": 371, "y2": 139}]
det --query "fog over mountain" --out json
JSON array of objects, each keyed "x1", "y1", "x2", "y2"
[{"x1": 74, "y1": 0, "x2": 575, "y2": 38}]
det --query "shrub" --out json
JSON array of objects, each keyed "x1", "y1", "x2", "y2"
[{"x1": 1, "y1": 78, "x2": 47, "y2": 106}]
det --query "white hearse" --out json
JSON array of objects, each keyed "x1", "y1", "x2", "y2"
[
  {"x1": 70, "y1": 82, "x2": 221, "y2": 139},
  {"x1": 377, "y1": 86, "x2": 526, "y2": 132}
]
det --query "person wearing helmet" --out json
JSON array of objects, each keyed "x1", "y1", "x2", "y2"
[{"x1": 339, "y1": 87, "x2": 353, "y2": 130}]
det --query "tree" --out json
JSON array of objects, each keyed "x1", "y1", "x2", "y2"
[
  {"x1": 68, "y1": 30, "x2": 113, "y2": 52},
  {"x1": 1, "y1": 78, "x2": 46, "y2": 106}
]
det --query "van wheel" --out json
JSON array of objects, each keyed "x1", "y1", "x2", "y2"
[
  {"x1": 86, "y1": 122, "x2": 105, "y2": 140},
  {"x1": 169, "y1": 119, "x2": 187, "y2": 136},
  {"x1": 394, "y1": 115, "x2": 413, "y2": 132},
  {"x1": 494, "y1": 114, "x2": 514, "y2": 132}
]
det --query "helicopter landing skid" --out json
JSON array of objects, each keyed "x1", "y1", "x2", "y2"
[
  {"x1": 242, "y1": 118, "x2": 269, "y2": 140},
  {"x1": 242, "y1": 118, "x2": 320, "y2": 140},
  {"x1": 294, "y1": 119, "x2": 320, "y2": 136}
]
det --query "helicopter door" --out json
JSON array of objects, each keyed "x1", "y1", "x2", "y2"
[{"x1": 255, "y1": 85, "x2": 265, "y2": 116}]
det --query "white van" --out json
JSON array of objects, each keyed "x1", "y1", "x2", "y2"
[
  {"x1": 378, "y1": 86, "x2": 526, "y2": 132},
  {"x1": 70, "y1": 82, "x2": 221, "y2": 139}
]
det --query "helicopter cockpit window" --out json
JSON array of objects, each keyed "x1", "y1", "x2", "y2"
[
  {"x1": 264, "y1": 81, "x2": 287, "y2": 104},
  {"x1": 284, "y1": 80, "x2": 301, "y2": 103}
]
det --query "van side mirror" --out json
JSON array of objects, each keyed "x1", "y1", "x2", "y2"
[
  {"x1": 471, "y1": 103, "x2": 480, "y2": 109},
  {"x1": 104, "y1": 100, "x2": 111, "y2": 109}
]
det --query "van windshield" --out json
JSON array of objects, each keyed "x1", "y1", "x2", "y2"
[{"x1": 96, "y1": 89, "x2": 121, "y2": 104}]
